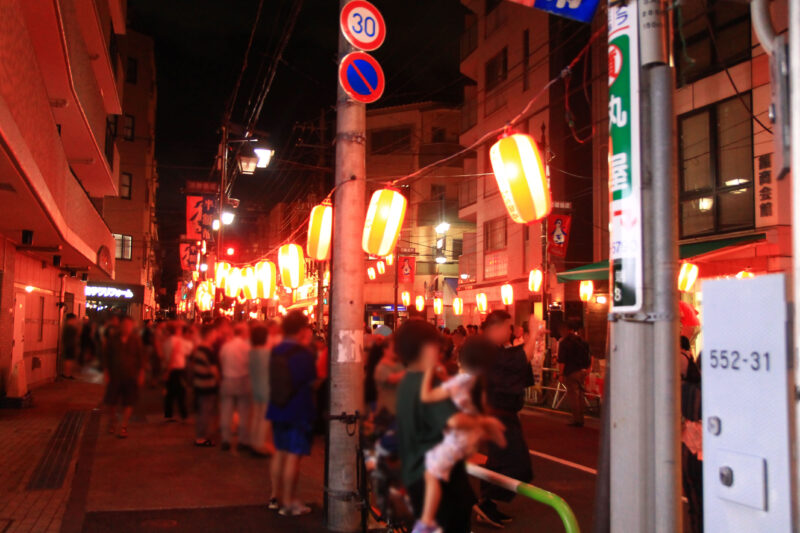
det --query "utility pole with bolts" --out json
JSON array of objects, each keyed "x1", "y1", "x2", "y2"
[{"x1": 326, "y1": 0, "x2": 366, "y2": 530}]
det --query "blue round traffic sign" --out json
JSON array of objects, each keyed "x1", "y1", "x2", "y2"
[{"x1": 338, "y1": 51, "x2": 385, "y2": 104}]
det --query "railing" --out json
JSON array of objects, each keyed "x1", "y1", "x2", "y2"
[
  {"x1": 461, "y1": 98, "x2": 478, "y2": 132},
  {"x1": 460, "y1": 22, "x2": 478, "y2": 61},
  {"x1": 466, "y1": 463, "x2": 580, "y2": 533},
  {"x1": 416, "y1": 199, "x2": 459, "y2": 227},
  {"x1": 459, "y1": 178, "x2": 477, "y2": 208},
  {"x1": 458, "y1": 252, "x2": 477, "y2": 284},
  {"x1": 484, "y1": 3, "x2": 508, "y2": 38},
  {"x1": 419, "y1": 142, "x2": 462, "y2": 168}
]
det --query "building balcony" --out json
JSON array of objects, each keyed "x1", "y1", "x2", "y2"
[
  {"x1": 0, "y1": 104, "x2": 115, "y2": 278},
  {"x1": 417, "y1": 199, "x2": 459, "y2": 227},
  {"x1": 419, "y1": 142, "x2": 462, "y2": 168},
  {"x1": 460, "y1": 22, "x2": 479, "y2": 80},
  {"x1": 75, "y1": 0, "x2": 124, "y2": 115},
  {"x1": 19, "y1": 0, "x2": 119, "y2": 197},
  {"x1": 461, "y1": 98, "x2": 478, "y2": 133}
]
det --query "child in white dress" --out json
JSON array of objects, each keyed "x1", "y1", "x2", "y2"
[{"x1": 412, "y1": 337, "x2": 506, "y2": 533}]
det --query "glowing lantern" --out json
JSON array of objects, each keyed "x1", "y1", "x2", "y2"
[
  {"x1": 362, "y1": 188, "x2": 407, "y2": 256},
  {"x1": 385, "y1": 254, "x2": 394, "y2": 266},
  {"x1": 489, "y1": 133, "x2": 552, "y2": 223},
  {"x1": 367, "y1": 267, "x2": 377, "y2": 280},
  {"x1": 736, "y1": 270, "x2": 754, "y2": 279},
  {"x1": 415, "y1": 295, "x2": 425, "y2": 312},
  {"x1": 279, "y1": 244, "x2": 306, "y2": 288},
  {"x1": 192, "y1": 270, "x2": 199, "y2": 282},
  {"x1": 278, "y1": 305, "x2": 287, "y2": 315},
  {"x1": 215, "y1": 262, "x2": 231, "y2": 289},
  {"x1": 401, "y1": 291, "x2": 411, "y2": 307},
  {"x1": 377, "y1": 260, "x2": 386, "y2": 275},
  {"x1": 255, "y1": 261, "x2": 277, "y2": 299},
  {"x1": 528, "y1": 268, "x2": 543, "y2": 293},
  {"x1": 453, "y1": 297, "x2": 464, "y2": 316},
  {"x1": 476, "y1": 293, "x2": 488, "y2": 313},
  {"x1": 501, "y1": 284, "x2": 514, "y2": 306},
  {"x1": 307, "y1": 201, "x2": 333, "y2": 261},
  {"x1": 579, "y1": 280, "x2": 594, "y2": 302},
  {"x1": 434, "y1": 298, "x2": 443, "y2": 315},
  {"x1": 678, "y1": 262, "x2": 699, "y2": 292},
  {"x1": 241, "y1": 267, "x2": 257, "y2": 300},
  {"x1": 224, "y1": 267, "x2": 242, "y2": 298}
]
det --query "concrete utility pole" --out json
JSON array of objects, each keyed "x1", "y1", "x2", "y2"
[
  {"x1": 608, "y1": 1, "x2": 680, "y2": 531},
  {"x1": 326, "y1": 0, "x2": 366, "y2": 530},
  {"x1": 783, "y1": 0, "x2": 800, "y2": 522}
]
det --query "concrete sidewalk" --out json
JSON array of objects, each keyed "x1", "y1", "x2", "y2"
[{"x1": 1, "y1": 372, "x2": 327, "y2": 533}]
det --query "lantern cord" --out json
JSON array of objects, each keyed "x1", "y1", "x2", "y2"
[{"x1": 387, "y1": 22, "x2": 606, "y2": 189}]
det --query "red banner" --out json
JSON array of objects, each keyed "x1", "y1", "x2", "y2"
[
  {"x1": 547, "y1": 213, "x2": 571, "y2": 258},
  {"x1": 398, "y1": 256, "x2": 416, "y2": 284},
  {"x1": 186, "y1": 196, "x2": 203, "y2": 240},
  {"x1": 179, "y1": 242, "x2": 199, "y2": 272}
]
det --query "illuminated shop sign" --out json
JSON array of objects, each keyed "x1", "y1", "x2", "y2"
[
  {"x1": 85, "y1": 284, "x2": 144, "y2": 302},
  {"x1": 86, "y1": 286, "x2": 134, "y2": 299}
]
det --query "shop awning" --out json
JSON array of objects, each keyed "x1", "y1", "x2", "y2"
[
  {"x1": 287, "y1": 298, "x2": 319, "y2": 311},
  {"x1": 556, "y1": 233, "x2": 766, "y2": 283}
]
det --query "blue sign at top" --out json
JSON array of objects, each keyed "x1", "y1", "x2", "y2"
[{"x1": 532, "y1": 0, "x2": 600, "y2": 23}]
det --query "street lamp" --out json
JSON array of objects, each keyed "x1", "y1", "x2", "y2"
[
  {"x1": 435, "y1": 221, "x2": 450, "y2": 234},
  {"x1": 221, "y1": 211, "x2": 235, "y2": 225},
  {"x1": 237, "y1": 143, "x2": 275, "y2": 175}
]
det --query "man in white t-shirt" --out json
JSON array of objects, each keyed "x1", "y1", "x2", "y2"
[
  {"x1": 219, "y1": 322, "x2": 252, "y2": 451},
  {"x1": 163, "y1": 322, "x2": 190, "y2": 421}
]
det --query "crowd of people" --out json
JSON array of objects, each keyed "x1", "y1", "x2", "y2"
[{"x1": 62, "y1": 307, "x2": 607, "y2": 531}]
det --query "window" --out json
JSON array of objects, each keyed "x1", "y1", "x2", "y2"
[
  {"x1": 484, "y1": 217, "x2": 507, "y2": 251},
  {"x1": 431, "y1": 127, "x2": 447, "y2": 143},
  {"x1": 522, "y1": 30, "x2": 531, "y2": 91},
  {"x1": 369, "y1": 126, "x2": 413, "y2": 154},
  {"x1": 675, "y1": 1, "x2": 750, "y2": 85},
  {"x1": 119, "y1": 172, "x2": 132, "y2": 199},
  {"x1": 459, "y1": 179, "x2": 477, "y2": 207},
  {"x1": 679, "y1": 94, "x2": 754, "y2": 238},
  {"x1": 113, "y1": 233, "x2": 133, "y2": 260},
  {"x1": 122, "y1": 115, "x2": 134, "y2": 141},
  {"x1": 126, "y1": 57, "x2": 138, "y2": 84},
  {"x1": 484, "y1": 48, "x2": 508, "y2": 92}
]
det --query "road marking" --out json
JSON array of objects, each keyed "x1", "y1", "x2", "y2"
[{"x1": 528, "y1": 449, "x2": 598, "y2": 475}]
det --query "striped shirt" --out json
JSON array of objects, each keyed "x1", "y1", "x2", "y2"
[{"x1": 191, "y1": 345, "x2": 218, "y2": 393}]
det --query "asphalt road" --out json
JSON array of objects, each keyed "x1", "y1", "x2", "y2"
[{"x1": 77, "y1": 383, "x2": 600, "y2": 533}]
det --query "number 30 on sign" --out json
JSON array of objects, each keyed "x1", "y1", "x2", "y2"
[{"x1": 340, "y1": 0, "x2": 386, "y2": 51}]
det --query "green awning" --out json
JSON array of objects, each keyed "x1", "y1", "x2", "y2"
[{"x1": 556, "y1": 233, "x2": 765, "y2": 283}]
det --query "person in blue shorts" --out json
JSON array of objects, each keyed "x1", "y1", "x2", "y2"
[{"x1": 266, "y1": 311, "x2": 317, "y2": 517}]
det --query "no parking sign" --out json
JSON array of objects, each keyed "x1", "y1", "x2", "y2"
[{"x1": 338, "y1": 51, "x2": 385, "y2": 104}]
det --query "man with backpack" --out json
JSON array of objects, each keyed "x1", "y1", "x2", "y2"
[
  {"x1": 266, "y1": 311, "x2": 317, "y2": 517},
  {"x1": 557, "y1": 320, "x2": 592, "y2": 427}
]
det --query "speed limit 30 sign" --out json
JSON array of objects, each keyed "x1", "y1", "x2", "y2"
[{"x1": 340, "y1": 0, "x2": 386, "y2": 51}]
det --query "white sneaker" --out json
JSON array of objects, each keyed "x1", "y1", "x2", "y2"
[{"x1": 279, "y1": 502, "x2": 311, "y2": 516}]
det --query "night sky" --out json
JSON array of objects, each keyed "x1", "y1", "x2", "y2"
[{"x1": 127, "y1": 1, "x2": 464, "y2": 304}]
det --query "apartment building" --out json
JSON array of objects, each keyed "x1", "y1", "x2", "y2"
[
  {"x1": 457, "y1": 0, "x2": 594, "y2": 327},
  {"x1": 364, "y1": 102, "x2": 470, "y2": 329},
  {"x1": 0, "y1": 0, "x2": 125, "y2": 395},
  {"x1": 555, "y1": 1, "x2": 792, "y2": 353},
  {"x1": 91, "y1": 30, "x2": 159, "y2": 320}
]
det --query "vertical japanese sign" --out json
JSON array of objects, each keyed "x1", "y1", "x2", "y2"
[
  {"x1": 608, "y1": 1, "x2": 642, "y2": 313},
  {"x1": 398, "y1": 256, "x2": 416, "y2": 284},
  {"x1": 546, "y1": 213, "x2": 572, "y2": 258},
  {"x1": 186, "y1": 196, "x2": 216, "y2": 242}
]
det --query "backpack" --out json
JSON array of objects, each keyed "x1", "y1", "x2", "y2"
[
  {"x1": 576, "y1": 337, "x2": 592, "y2": 369},
  {"x1": 270, "y1": 345, "x2": 301, "y2": 407}
]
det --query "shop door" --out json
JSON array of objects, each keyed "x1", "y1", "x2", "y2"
[{"x1": 8, "y1": 290, "x2": 27, "y2": 396}]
